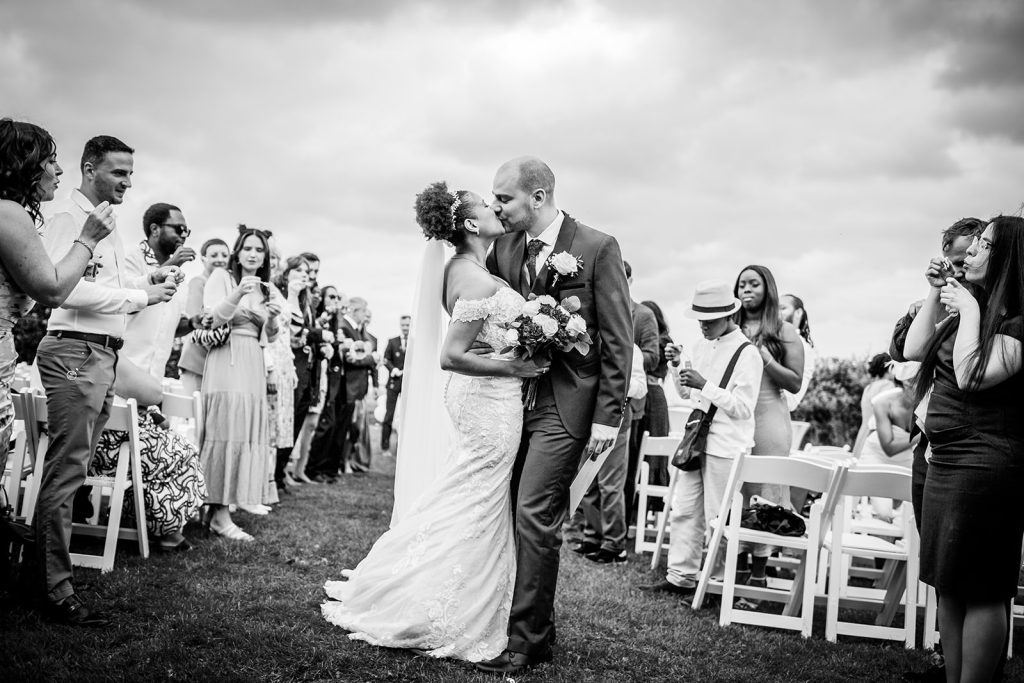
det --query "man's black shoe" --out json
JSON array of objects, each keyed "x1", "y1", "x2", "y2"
[
  {"x1": 47, "y1": 594, "x2": 109, "y2": 627},
  {"x1": 475, "y1": 649, "x2": 552, "y2": 674},
  {"x1": 585, "y1": 548, "x2": 627, "y2": 564},
  {"x1": 569, "y1": 541, "x2": 601, "y2": 556},
  {"x1": 638, "y1": 579, "x2": 697, "y2": 597}
]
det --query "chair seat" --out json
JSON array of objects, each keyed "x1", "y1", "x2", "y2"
[
  {"x1": 849, "y1": 517, "x2": 903, "y2": 538},
  {"x1": 824, "y1": 530, "x2": 905, "y2": 558},
  {"x1": 712, "y1": 517, "x2": 811, "y2": 550}
]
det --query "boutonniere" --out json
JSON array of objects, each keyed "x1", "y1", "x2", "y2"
[{"x1": 546, "y1": 251, "x2": 583, "y2": 286}]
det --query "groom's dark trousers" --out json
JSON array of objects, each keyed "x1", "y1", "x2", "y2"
[{"x1": 508, "y1": 378, "x2": 588, "y2": 657}]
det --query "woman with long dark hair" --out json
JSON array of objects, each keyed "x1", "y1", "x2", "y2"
[
  {"x1": 0, "y1": 119, "x2": 112, "y2": 473},
  {"x1": 905, "y1": 215, "x2": 1024, "y2": 682},
  {"x1": 198, "y1": 226, "x2": 281, "y2": 540},
  {"x1": 779, "y1": 293, "x2": 816, "y2": 412},
  {"x1": 732, "y1": 265, "x2": 804, "y2": 591}
]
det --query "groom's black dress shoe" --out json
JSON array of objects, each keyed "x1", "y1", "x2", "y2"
[
  {"x1": 46, "y1": 594, "x2": 110, "y2": 627},
  {"x1": 475, "y1": 649, "x2": 552, "y2": 674},
  {"x1": 586, "y1": 548, "x2": 627, "y2": 564},
  {"x1": 569, "y1": 541, "x2": 601, "y2": 556}
]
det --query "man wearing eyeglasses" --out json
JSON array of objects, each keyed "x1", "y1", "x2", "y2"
[{"x1": 121, "y1": 202, "x2": 201, "y2": 380}]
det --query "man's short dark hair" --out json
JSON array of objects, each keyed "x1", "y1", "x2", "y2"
[
  {"x1": 623, "y1": 260, "x2": 632, "y2": 279},
  {"x1": 299, "y1": 251, "x2": 320, "y2": 263},
  {"x1": 142, "y1": 203, "x2": 181, "y2": 238},
  {"x1": 941, "y1": 217, "x2": 986, "y2": 251},
  {"x1": 400, "y1": 315, "x2": 411, "y2": 321},
  {"x1": 80, "y1": 135, "x2": 134, "y2": 173}
]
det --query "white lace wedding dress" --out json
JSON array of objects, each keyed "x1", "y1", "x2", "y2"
[{"x1": 322, "y1": 286, "x2": 525, "y2": 662}]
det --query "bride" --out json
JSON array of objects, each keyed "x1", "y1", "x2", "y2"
[{"x1": 321, "y1": 181, "x2": 549, "y2": 662}]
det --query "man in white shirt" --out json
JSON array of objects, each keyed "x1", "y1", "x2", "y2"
[
  {"x1": 640, "y1": 280, "x2": 763, "y2": 597},
  {"x1": 122, "y1": 202, "x2": 200, "y2": 379},
  {"x1": 33, "y1": 135, "x2": 179, "y2": 626}
]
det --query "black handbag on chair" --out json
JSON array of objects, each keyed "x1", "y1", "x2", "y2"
[{"x1": 671, "y1": 342, "x2": 752, "y2": 471}]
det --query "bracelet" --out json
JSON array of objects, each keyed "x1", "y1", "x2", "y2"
[{"x1": 72, "y1": 239, "x2": 94, "y2": 258}]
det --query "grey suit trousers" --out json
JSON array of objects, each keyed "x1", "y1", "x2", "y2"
[
  {"x1": 508, "y1": 379, "x2": 588, "y2": 657},
  {"x1": 33, "y1": 337, "x2": 116, "y2": 601}
]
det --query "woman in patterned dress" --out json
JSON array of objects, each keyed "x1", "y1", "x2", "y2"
[{"x1": 0, "y1": 118, "x2": 112, "y2": 474}]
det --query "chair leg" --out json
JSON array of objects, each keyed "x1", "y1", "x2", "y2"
[
  {"x1": 128, "y1": 438, "x2": 149, "y2": 559},
  {"x1": 23, "y1": 434, "x2": 48, "y2": 526},
  {"x1": 100, "y1": 448, "x2": 131, "y2": 573},
  {"x1": 720, "y1": 500, "x2": 742, "y2": 627},
  {"x1": 923, "y1": 586, "x2": 939, "y2": 650},
  {"x1": 650, "y1": 470, "x2": 677, "y2": 571}
]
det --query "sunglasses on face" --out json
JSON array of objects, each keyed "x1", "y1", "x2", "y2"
[{"x1": 162, "y1": 223, "x2": 190, "y2": 238}]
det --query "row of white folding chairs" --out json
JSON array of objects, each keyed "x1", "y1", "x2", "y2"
[{"x1": 2, "y1": 388, "x2": 201, "y2": 572}]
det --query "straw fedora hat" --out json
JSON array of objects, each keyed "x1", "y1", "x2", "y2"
[{"x1": 683, "y1": 280, "x2": 743, "y2": 320}]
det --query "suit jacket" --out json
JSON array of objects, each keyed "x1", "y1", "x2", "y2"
[
  {"x1": 630, "y1": 300, "x2": 660, "y2": 415},
  {"x1": 384, "y1": 335, "x2": 407, "y2": 392},
  {"x1": 338, "y1": 317, "x2": 376, "y2": 403},
  {"x1": 486, "y1": 214, "x2": 633, "y2": 439}
]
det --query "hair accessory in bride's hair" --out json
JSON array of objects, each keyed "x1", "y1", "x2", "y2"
[{"x1": 448, "y1": 188, "x2": 462, "y2": 234}]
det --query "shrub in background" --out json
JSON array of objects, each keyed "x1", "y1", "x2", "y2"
[{"x1": 793, "y1": 356, "x2": 869, "y2": 449}]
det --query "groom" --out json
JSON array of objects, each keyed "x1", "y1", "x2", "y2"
[{"x1": 480, "y1": 157, "x2": 634, "y2": 673}]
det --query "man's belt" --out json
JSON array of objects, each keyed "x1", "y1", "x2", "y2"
[{"x1": 47, "y1": 330, "x2": 124, "y2": 351}]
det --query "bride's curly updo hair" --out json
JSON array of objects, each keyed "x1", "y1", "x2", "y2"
[{"x1": 414, "y1": 180, "x2": 473, "y2": 245}]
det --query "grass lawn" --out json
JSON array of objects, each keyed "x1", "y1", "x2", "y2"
[{"x1": 3, "y1": 445, "x2": 1022, "y2": 682}]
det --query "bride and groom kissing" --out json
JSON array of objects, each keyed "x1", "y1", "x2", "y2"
[{"x1": 321, "y1": 156, "x2": 634, "y2": 674}]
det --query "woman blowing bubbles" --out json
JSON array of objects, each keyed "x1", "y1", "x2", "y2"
[{"x1": 905, "y1": 216, "x2": 1024, "y2": 683}]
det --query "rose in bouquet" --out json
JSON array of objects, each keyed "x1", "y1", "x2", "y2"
[{"x1": 501, "y1": 294, "x2": 593, "y2": 409}]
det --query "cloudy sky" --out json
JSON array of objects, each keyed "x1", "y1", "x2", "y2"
[{"x1": 3, "y1": 0, "x2": 1022, "y2": 356}]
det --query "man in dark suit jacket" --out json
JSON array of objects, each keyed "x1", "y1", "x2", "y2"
[
  {"x1": 480, "y1": 157, "x2": 633, "y2": 674},
  {"x1": 335, "y1": 296, "x2": 376, "y2": 474},
  {"x1": 381, "y1": 315, "x2": 410, "y2": 452}
]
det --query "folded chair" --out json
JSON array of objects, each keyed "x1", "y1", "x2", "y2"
[
  {"x1": 24, "y1": 396, "x2": 148, "y2": 572},
  {"x1": 2, "y1": 392, "x2": 35, "y2": 518},
  {"x1": 692, "y1": 452, "x2": 848, "y2": 638},
  {"x1": 824, "y1": 466, "x2": 918, "y2": 647},
  {"x1": 632, "y1": 433, "x2": 682, "y2": 559}
]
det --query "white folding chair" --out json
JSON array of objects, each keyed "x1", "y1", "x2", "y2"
[
  {"x1": 791, "y1": 420, "x2": 811, "y2": 451},
  {"x1": 692, "y1": 452, "x2": 848, "y2": 638},
  {"x1": 160, "y1": 391, "x2": 202, "y2": 444},
  {"x1": 2, "y1": 391, "x2": 35, "y2": 518},
  {"x1": 824, "y1": 466, "x2": 918, "y2": 647},
  {"x1": 24, "y1": 396, "x2": 148, "y2": 572},
  {"x1": 632, "y1": 433, "x2": 682, "y2": 559}
]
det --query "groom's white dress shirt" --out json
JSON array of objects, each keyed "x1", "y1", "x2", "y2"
[{"x1": 523, "y1": 211, "x2": 564, "y2": 283}]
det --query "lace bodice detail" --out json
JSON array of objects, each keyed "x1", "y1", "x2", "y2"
[{"x1": 450, "y1": 287, "x2": 524, "y2": 355}]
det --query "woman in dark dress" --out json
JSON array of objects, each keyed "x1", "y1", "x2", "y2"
[{"x1": 905, "y1": 215, "x2": 1024, "y2": 683}]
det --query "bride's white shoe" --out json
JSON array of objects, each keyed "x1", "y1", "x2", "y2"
[{"x1": 238, "y1": 504, "x2": 271, "y2": 515}]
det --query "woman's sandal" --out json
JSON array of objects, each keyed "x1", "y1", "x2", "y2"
[{"x1": 209, "y1": 521, "x2": 254, "y2": 542}]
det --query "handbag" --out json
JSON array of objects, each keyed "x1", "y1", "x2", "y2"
[
  {"x1": 740, "y1": 498, "x2": 806, "y2": 537},
  {"x1": 671, "y1": 342, "x2": 752, "y2": 471},
  {"x1": 192, "y1": 324, "x2": 230, "y2": 349}
]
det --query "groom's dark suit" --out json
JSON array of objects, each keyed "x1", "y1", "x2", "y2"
[{"x1": 487, "y1": 213, "x2": 633, "y2": 657}]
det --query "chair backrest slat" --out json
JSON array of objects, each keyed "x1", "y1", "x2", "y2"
[
  {"x1": 836, "y1": 467, "x2": 912, "y2": 502},
  {"x1": 736, "y1": 455, "x2": 835, "y2": 493},
  {"x1": 103, "y1": 399, "x2": 138, "y2": 432},
  {"x1": 639, "y1": 434, "x2": 683, "y2": 458}
]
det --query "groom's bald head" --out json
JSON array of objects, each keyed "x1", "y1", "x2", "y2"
[{"x1": 492, "y1": 156, "x2": 559, "y2": 235}]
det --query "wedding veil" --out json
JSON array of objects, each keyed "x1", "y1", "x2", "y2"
[{"x1": 390, "y1": 239, "x2": 454, "y2": 527}]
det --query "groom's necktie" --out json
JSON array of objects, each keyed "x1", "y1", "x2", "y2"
[{"x1": 526, "y1": 239, "x2": 545, "y2": 286}]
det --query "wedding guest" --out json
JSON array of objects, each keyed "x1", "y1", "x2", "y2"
[
  {"x1": 177, "y1": 238, "x2": 230, "y2": 395},
  {"x1": 621, "y1": 262, "x2": 659, "y2": 529},
  {"x1": 305, "y1": 285, "x2": 347, "y2": 483},
  {"x1": 267, "y1": 256, "x2": 307, "y2": 494},
  {"x1": 569, "y1": 343, "x2": 645, "y2": 564},
  {"x1": 88, "y1": 357, "x2": 205, "y2": 552},
  {"x1": 733, "y1": 264, "x2": 804, "y2": 590},
  {"x1": 122, "y1": 202, "x2": 200, "y2": 380},
  {"x1": 336, "y1": 297, "x2": 377, "y2": 474},
  {"x1": 640, "y1": 280, "x2": 762, "y2": 597},
  {"x1": 350, "y1": 306, "x2": 378, "y2": 469},
  {"x1": 779, "y1": 294, "x2": 816, "y2": 412},
  {"x1": 852, "y1": 353, "x2": 896, "y2": 456},
  {"x1": 637, "y1": 299, "x2": 673, "y2": 509},
  {"x1": 904, "y1": 215, "x2": 1024, "y2": 682},
  {"x1": 380, "y1": 315, "x2": 410, "y2": 452},
  {"x1": 857, "y1": 366, "x2": 918, "y2": 521},
  {"x1": 199, "y1": 227, "x2": 280, "y2": 540},
  {"x1": 299, "y1": 251, "x2": 322, "y2": 314},
  {"x1": 0, "y1": 119, "x2": 113, "y2": 479},
  {"x1": 35, "y1": 134, "x2": 179, "y2": 624}
]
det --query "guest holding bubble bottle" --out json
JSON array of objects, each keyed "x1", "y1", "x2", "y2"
[
  {"x1": 905, "y1": 216, "x2": 1024, "y2": 683},
  {"x1": 198, "y1": 226, "x2": 280, "y2": 541}
]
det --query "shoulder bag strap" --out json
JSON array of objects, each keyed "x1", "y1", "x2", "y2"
[{"x1": 702, "y1": 341, "x2": 753, "y2": 423}]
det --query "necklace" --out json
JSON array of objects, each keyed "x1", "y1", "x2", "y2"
[{"x1": 451, "y1": 255, "x2": 488, "y2": 271}]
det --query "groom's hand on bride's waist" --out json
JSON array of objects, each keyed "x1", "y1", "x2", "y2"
[{"x1": 585, "y1": 423, "x2": 619, "y2": 460}]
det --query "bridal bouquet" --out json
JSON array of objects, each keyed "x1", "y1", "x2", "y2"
[{"x1": 502, "y1": 294, "x2": 593, "y2": 409}]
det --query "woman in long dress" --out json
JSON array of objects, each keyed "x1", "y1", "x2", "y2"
[
  {"x1": 199, "y1": 227, "x2": 280, "y2": 541},
  {"x1": 321, "y1": 181, "x2": 548, "y2": 662},
  {"x1": 733, "y1": 265, "x2": 804, "y2": 591}
]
